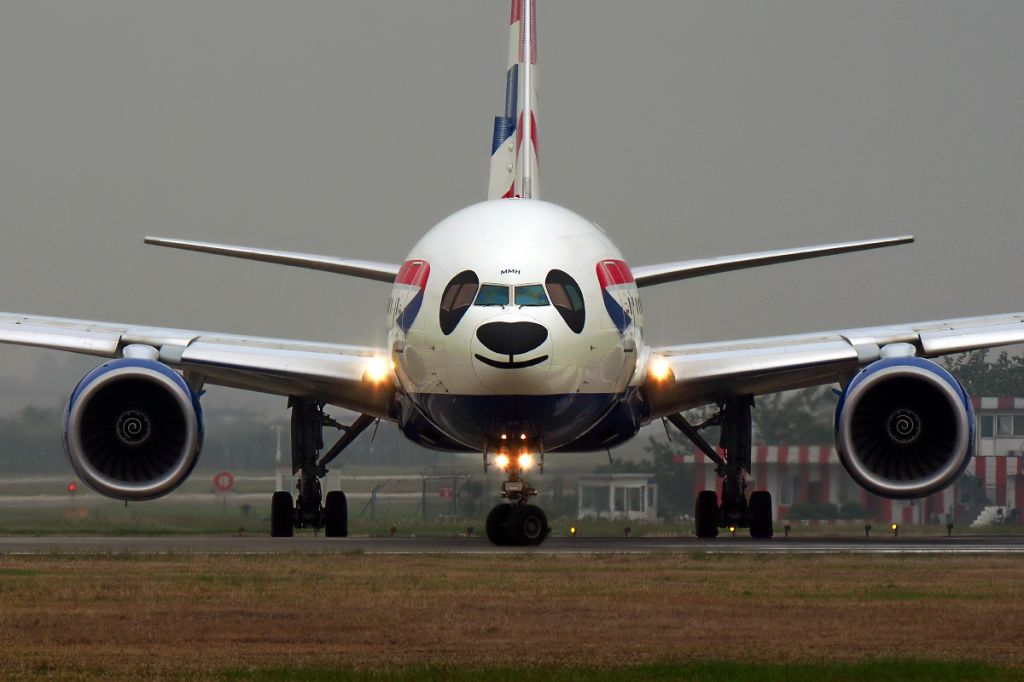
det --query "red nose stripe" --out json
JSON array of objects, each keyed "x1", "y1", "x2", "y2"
[
  {"x1": 395, "y1": 260, "x2": 430, "y2": 288},
  {"x1": 596, "y1": 259, "x2": 635, "y2": 289}
]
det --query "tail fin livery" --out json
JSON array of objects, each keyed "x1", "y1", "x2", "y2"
[{"x1": 488, "y1": 0, "x2": 539, "y2": 200}]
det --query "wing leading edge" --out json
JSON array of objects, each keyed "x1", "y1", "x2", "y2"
[
  {"x1": 144, "y1": 237, "x2": 401, "y2": 283},
  {"x1": 646, "y1": 312, "x2": 1024, "y2": 418},
  {"x1": 0, "y1": 313, "x2": 393, "y2": 417},
  {"x1": 632, "y1": 235, "x2": 914, "y2": 288}
]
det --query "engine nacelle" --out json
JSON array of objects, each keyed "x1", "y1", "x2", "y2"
[
  {"x1": 64, "y1": 358, "x2": 204, "y2": 501},
  {"x1": 835, "y1": 357, "x2": 974, "y2": 499}
]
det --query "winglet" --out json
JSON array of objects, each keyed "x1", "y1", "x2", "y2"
[
  {"x1": 631, "y1": 235, "x2": 915, "y2": 288},
  {"x1": 144, "y1": 237, "x2": 401, "y2": 283}
]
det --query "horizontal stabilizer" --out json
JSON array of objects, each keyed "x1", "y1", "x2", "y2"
[
  {"x1": 631, "y1": 235, "x2": 914, "y2": 288},
  {"x1": 144, "y1": 237, "x2": 400, "y2": 283}
]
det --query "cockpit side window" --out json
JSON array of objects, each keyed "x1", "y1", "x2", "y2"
[
  {"x1": 514, "y1": 285, "x2": 549, "y2": 307},
  {"x1": 545, "y1": 270, "x2": 585, "y2": 333},
  {"x1": 475, "y1": 284, "x2": 510, "y2": 306},
  {"x1": 439, "y1": 270, "x2": 479, "y2": 335}
]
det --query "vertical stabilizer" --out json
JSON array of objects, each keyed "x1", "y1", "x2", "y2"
[{"x1": 488, "y1": 0, "x2": 539, "y2": 200}]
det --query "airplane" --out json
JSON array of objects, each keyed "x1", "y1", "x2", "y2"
[{"x1": 0, "y1": 0, "x2": 1019, "y2": 546}]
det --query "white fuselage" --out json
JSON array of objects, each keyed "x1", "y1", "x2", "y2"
[{"x1": 386, "y1": 200, "x2": 647, "y2": 452}]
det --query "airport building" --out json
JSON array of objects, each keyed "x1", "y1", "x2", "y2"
[{"x1": 576, "y1": 473, "x2": 659, "y2": 521}]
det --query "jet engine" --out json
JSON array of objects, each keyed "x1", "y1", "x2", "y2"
[
  {"x1": 64, "y1": 357, "x2": 203, "y2": 501},
  {"x1": 835, "y1": 356, "x2": 974, "y2": 499}
]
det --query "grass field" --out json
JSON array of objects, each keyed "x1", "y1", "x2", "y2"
[{"x1": 1, "y1": 553, "x2": 1023, "y2": 680}]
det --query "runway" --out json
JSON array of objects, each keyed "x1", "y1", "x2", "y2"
[{"x1": 3, "y1": 534, "x2": 1024, "y2": 555}]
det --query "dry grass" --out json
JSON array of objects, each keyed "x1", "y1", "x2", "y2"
[{"x1": 0, "y1": 553, "x2": 1023, "y2": 679}]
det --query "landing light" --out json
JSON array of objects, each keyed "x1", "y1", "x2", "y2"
[
  {"x1": 518, "y1": 453, "x2": 534, "y2": 470},
  {"x1": 494, "y1": 454, "x2": 510, "y2": 470},
  {"x1": 648, "y1": 356, "x2": 673, "y2": 383},
  {"x1": 364, "y1": 357, "x2": 390, "y2": 384}
]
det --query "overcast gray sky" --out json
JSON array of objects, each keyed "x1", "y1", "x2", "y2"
[{"x1": 0, "y1": 1, "x2": 1021, "y2": 408}]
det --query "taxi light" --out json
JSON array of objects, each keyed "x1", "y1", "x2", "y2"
[
  {"x1": 517, "y1": 453, "x2": 534, "y2": 470},
  {"x1": 364, "y1": 357, "x2": 390, "y2": 384},
  {"x1": 648, "y1": 356, "x2": 673, "y2": 382},
  {"x1": 494, "y1": 454, "x2": 510, "y2": 470}
]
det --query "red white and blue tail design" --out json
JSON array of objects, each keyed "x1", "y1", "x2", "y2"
[{"x1": 488, "y1": 0, "x2": 539, "y2": 200}]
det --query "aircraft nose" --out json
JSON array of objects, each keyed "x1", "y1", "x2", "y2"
[{"x1": 476, "y1": 321, "x2": 548, "y2": 356}]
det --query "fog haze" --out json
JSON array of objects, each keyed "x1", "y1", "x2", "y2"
[{"x1": 0, "y1": 1, "x2": 1021, "y2": 411}]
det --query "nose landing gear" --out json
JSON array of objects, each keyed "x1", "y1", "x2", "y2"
[{"x1": 484, "y1": 440, "x2": 550, "y2": 546}]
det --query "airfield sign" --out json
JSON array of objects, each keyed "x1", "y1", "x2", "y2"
[{"x1": 213, "y1": 472, "x2": 235, "y2": 493}]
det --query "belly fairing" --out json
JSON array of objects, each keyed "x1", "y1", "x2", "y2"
[{"x1": 404, "y1": 391, "x2": 620, "y2": 451}]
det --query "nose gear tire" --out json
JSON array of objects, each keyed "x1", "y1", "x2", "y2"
[
  {"x1": 510, "y1": 504, "x2": 549, "y2": 545},
  {"x1": 486, "y1": 504, "x2": 513, "y2": 545}
]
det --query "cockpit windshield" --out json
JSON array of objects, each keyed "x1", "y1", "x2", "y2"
[
  {"x1": 514, "y1": 285, "x2": 549, "y2": 307},
  {"x1": 475, "y1": 284, "x2": 510, "y2": 306}
]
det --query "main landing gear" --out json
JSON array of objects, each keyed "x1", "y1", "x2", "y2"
[
  {"x1": 484, "y1": 439, "x2": 550, "y2": 546},
  {"x1": 668, "y1": 396, "x2": 773, "y2": 540},
  {"x1": 270, "y1": 396, "x2": 374, "y2": 538}
]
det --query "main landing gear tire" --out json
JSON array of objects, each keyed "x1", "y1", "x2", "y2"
[
  {"x1": 271, "y1": 491, "x2": 294, "y2": 538},
  {"x1": 324, "y1": 490, "x2": 348, "y2": 538},
  {"x1": 695, "y1": 490, "x2": 719, "y2": 539},
  {"x1": 748, "y1": 490, "x2": 773, "y2": 539},
  {"x1": 486, "y1": 504, "x2": 549, "y2": 546}
]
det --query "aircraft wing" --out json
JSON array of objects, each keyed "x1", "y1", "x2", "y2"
[
  {"x1": 144, "y1": 237, "x2": 401, "y2": 283},
  {"x1": 0, "y1": 312, "x2": 393, "y2": 417},
  {"x1": 646, "y1": 312, "x2": 1024, "y2": 418},
  {"x1": 632, "y1": 235, "x2": 914, "y2": 288}
]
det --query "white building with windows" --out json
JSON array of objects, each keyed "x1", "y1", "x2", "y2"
[
  {"x1": 974, "y1": 397, "x2": 1024, "y2": 456},
  {"x1": 577, "y1": 473, "x2": 658, "y2": 521}
]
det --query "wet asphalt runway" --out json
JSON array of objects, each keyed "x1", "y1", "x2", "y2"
[{"x1": 2, "y1": 534, "x2": 1024, "y2": 555}]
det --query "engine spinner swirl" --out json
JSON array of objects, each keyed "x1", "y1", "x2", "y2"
[
  {"x1": 886, "y1": 409, "x2": 921, "y2": 445},
  {"x1": 116, "y1": 410, "x2": 152, "y2": 446}
]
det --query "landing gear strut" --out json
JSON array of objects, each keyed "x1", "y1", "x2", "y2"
[
  {"x1": 270, "y1": 396, "x2": 373, "y2": 538},
  {"x1": 484, "y1": 440, "x2": 549, "y2": 546},
  {"x1": 668, "y1": 395, "x2": 773, "y2": 539}
]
